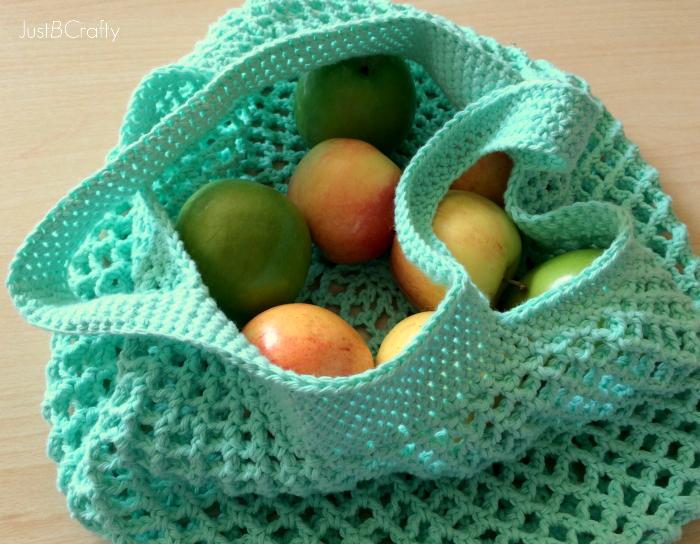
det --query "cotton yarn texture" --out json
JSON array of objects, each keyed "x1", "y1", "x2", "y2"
[{"x1": 8, "y1": 0, "x2": 700, "y2": 542}]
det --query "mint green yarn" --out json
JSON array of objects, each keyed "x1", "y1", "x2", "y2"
[{"x1": 8, "y1": 0, "x2": 700, "y2": 542}]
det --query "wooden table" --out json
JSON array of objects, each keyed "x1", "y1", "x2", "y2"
[{"x1": 1, "y1": 1, "x2": 698, "y2": 542}]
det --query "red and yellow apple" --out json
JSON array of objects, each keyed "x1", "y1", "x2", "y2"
[
  {"x1": 391, "y1": 191, "x2": 522, "y2": 311},
  {"x1": 242, "y1": 303, "x2": 374, "y2": 377},
  {"x1": 449, "y1": 152, "x2": 513, "y2": 208},
  {"x1": 375, "y1": 311, "x2": 434, "y2": 365},
  {"x1": 287, "y1": 138, "x2": 402, "y2": 264}
]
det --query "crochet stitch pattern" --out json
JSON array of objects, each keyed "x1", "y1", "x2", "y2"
[{"x1": 8, "y1": 0, "x2": 700, "y2": 542}]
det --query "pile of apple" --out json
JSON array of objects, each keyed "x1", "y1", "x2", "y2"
[{"x1": 175, "y1": 54, "x2": 605, "y2": 378}]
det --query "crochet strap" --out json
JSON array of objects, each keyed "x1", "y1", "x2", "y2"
[{"x1": 7, "y1": 11, "x2": 599, "y2": 358}]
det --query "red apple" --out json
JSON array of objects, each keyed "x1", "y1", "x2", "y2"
[
  {"x1": 242, "y1": 303, "x2": 374, "y2": 377},
  {"x1": 449, "y1": 152, "x2": 513, "y2": 207},
  {"x1": 287, "y1": 138, "x2": 402, "y2": 264}
]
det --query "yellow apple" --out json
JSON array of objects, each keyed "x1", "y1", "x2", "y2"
[
  {"x1": 375, "y1": 311, "x2": 434, "y2": 365},
  {"x1": 391, "y1": 191, "x2": 522, "y2": 310}
]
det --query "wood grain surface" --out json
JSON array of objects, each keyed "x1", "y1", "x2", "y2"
[{"x1": 0, "y1": 1, "x2": 698, "y2": 543}]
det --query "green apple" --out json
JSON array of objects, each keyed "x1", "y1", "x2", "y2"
[
  {"x1": 294, "y1": 54, "x2": 417, "y2": 155},
  {"x1": 175, "y1": 179, "x2": 312, "y2": 327},
  {"x1": 500, "y1": 248, "x2": 605, "y2": 310}
]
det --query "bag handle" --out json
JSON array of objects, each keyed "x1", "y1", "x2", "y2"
[
  {"x1": 394, "y1": 77, "x2": 603, "y2": 324},
  {"x1": 7, "y1": 10, "x2": 584, "y2": 346},
  {"x1": 4, "y1": 10, "x2": 594, "y2": 385}
]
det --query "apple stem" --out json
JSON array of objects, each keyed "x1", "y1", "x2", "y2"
[{"x1": 504, "y1": 278, "x2": 527, "y2": 292}]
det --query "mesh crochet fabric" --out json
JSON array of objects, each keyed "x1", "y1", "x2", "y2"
[{"x1": 8, "y1": 0, "x2": 700, "y2": 542}]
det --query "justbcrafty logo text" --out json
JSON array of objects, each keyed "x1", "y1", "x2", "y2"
[{"x1": 20, "y1": 21, "x2": 120, "y2": 42}]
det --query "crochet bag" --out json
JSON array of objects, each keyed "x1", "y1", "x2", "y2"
[{"x1": 8, "y1": 0, "x2": 700, "y2": 542}]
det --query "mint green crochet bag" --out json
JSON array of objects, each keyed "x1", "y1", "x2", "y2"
[{"x1": 8, "y1": 0, "x2": 700, "y2": 542}]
